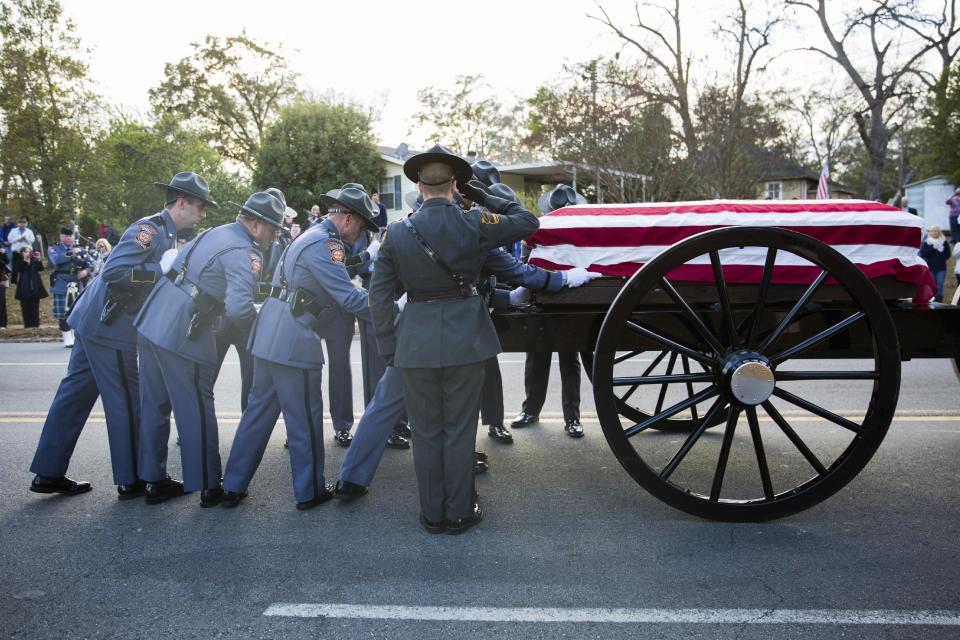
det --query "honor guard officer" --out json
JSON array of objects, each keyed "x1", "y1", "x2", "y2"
[
  {"x1": 220, "y1": 186, "x2": 380, "y2": 509},
  {"x1": 48, "y1": 227, "x2": 90, "y2": 347},
  {"x1": 28, "y1": 172, "x2": 210, "y2": 498},
  {"x1": 135, "y1": 192, "x2": 284, "y2": 507},
  {"x1": 369, "y1": 144, "x2": 539, "y2": 534},
  {"x1": 511, "y1": 184, "x2": 591, "y2": 438}
]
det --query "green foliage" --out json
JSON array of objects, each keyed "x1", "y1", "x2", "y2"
[
  {"x1": 80, "y1": 116, "x2": 250, "y2": 231},
  {"x1": 253, "y1": 99, "x2": 382, "y2": 213},
  {"x1": 149, "y1": 32, "x2": 298, "y2": 171},
  {"x1": 0, "y1": 0, "x2": 101, "y2": 235},
  {"x1": 916, "y1": 62, "x2": 960, "y2": 187}
]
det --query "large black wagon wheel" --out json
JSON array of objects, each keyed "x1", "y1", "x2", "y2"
[{"x1": 591, "y1": 227, "x2": 901, "y2": 521}]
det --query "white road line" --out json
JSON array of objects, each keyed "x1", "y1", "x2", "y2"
[{"x1": 262, "y1": 604, "x2": 960, "y2": 625}]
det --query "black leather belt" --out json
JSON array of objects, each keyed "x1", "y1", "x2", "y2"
[
  {"x1": 407, "y1": 285, "x2": 479, "y2": 303},
  {"x1": 273, "y1": 287, "x2": 330, "y2": 317},
  {"x1": 168, "y1": 272, "x2": 206, "y2": 300}
]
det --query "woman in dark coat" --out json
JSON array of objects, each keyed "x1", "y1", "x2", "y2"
[{"x1": 12, "y1": 247, "x2": 47, "y2": 327}]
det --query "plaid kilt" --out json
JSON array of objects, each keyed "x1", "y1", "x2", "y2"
[{"x1": 52, "y1": 293, "x2": 68, "y2": 318}]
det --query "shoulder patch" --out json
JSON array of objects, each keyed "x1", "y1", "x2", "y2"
[
  {"x1": 134, "y1": 224, "x2": 156, "y2": 249},
  {"x1": 248, "y1": 250, "x2": 262, "y2": 275},
  {"x1": 480, "y1": 210, "x2": 501, "y2": 225},
  {"x1": 326, "y1": 240, "x2": 345, "y2": 263}
]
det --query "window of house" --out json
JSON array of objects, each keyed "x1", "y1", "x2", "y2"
[
  {"x1": 764, "y1": 181, "x2": 783, "y2": 200},
  {"x1": 380, "y1": 175, "x2": 402, "y2": 210}
]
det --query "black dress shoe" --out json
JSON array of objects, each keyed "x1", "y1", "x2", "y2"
[
  {"x1": 144, "y1": 477, "x2": 185, "y2": 505},
  {"x1": 474, "y1": 451, "x2": 488, "y2": 462},
  {"x1": 473, "y1": 457, "x2": 489, "y2": 475},
  {"x1": 385, "y1": 433, "x2": 410, "y2": 449},
  {"x1": 394, "y1": 422, "x2": 411, "y2": 438},
  {"x1": 221, "y1": 490, "x2": 247, "y2": 508},
  {"x1": 419, "y1": 513, "x2": 446, "y2": 534},
  {"x1": 296, "y1": 483, "x2": 335, "y2": 510},
  {"x1": 510, "y1": 411, "x2": 538, "y2": 428},
  {"x1": 334, "y1": 480, "x2": 368, "y2": 502},
  {"x1": 564, "y1": 419, "x2": 585, "y2": 438},
  {"x1": 30, "y1": 475, "x2": 92, "y2": 496},
  {"x1": 488, "y1": 423, "x2": 513, "y2": 443},
  {"x1": 117, "y1": 480, "x2": 147, "y2": 500},
  {"x1": 445, "y1": 501, "x2": 483, "y2": 535},
  {"x1": 200, "y1": 487, "x2": 224, "y2": 508},
  {"x1": 334, "y1": 429, "x2": 353, "y2": 448}
]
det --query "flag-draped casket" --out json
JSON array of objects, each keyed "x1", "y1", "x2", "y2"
[{"x1": 525, "y1": 199, "x2": 934, "y2": 298}]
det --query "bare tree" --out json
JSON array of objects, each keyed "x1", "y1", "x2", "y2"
[
  {"x1": 786, "y1": 0, "x2": 957, "y2": 200},
  {"x1": 786, "y1": 88, "x2": 857, "y2": 169}
]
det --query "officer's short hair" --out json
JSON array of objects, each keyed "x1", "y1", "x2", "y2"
[{"x1": 419, "y1": 162, "x2": 455, "y2": 197}]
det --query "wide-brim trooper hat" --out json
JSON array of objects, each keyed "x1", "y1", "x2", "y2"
[
  {"x1": 538, "y1": 184, "x2": 587, "y2": 214},
  {"x1": 227, "y1": 192, "x2": 289, "y2": 233},
  {"x1": 403, "y1": 144, "x2": 473, "y2": 185},
  {"x1": 154, "y1": 172, "x2": 219, "y2": 209},
  {"x1": 489, "y1": 183, "x2": 519, "y2": 204},
  {"x1": 403, "y1": 190, "x2": 423, "y2": 211},
  {"x1": 471, "y1": 160, "x2": 501, "y2": 187},
  {"x1": 264, "y1": 187, "x2": 287, "y2": 207},
  {"x1": 320, "y1": 185, "x2": 380, "y2": 233}
]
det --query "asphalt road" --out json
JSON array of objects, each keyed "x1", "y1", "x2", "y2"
[{"x1": 1, "y1": 340, "x2": 959, "y2": 639}]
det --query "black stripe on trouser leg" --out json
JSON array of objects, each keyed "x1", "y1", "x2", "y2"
[
  {"x1": 303, "y1": 369, "x2": 319, "y2": 500},
  {"x1": 194, "y1": 363, "x2": 208, "y2": 489},
  {"x1": 115, "y1": 349, "x2": 137, "y2": 478}
]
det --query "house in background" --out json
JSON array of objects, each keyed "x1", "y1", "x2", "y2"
[
  {"x1": 904, "y1": 176, "x2": 955, "y2": 231},
  {"x1": 756, "y1": 154, "x2": 856, "y2": 200}
]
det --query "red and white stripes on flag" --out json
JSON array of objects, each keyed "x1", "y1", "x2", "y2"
[
  {"x1": 816, "y1": 161, "x2": 830, "y2": 199},
  {"x1": 526, "y1": 200, "x2": 931, "y2": 291}
]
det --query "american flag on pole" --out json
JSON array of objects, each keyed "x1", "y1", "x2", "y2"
[
  {"x1": 816, "y1": 160, "x2": 830, "y2": 199},
  {"x1": 525, "y1": 199, "x2": 932, "y2": 295}
]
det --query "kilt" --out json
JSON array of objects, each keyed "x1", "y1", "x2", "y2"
[{"x1": 52, "y1": 292, "x2": 68, "y2": 319}]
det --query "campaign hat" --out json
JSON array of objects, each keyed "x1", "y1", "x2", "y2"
[
  {"x1": 321, "y1": 185, "x2": 380, "y2": 233},
  {"x1": 403, "y1": 144, "x2": 473, "y2": 185},
  {"x1": 154, "y1": 172, "x2": 219, "y2": 209},
  {"x1": 471, "y1": 160, "x2": 501, "y2": 187},
  {"x1": 227, "y1": 192, "x2": 288, "y2": 231},
  {"x1": 264, "y1": 187, "x2": 287, "y2": 207},
  {"x1": 489, "y1": 183, "x2": 519, "y2": 204},
  {"x1": 537, "y1": 184, "x2": 587, "y2": 214}
]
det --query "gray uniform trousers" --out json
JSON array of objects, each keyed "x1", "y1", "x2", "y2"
[
  {"x1": 223, "y1": 358, "x2": 327, "y2": 503},
  {"x1": 324, "y1": 313, "x2": 354, "y2": 431},
  {"x1": 358, "y1": 317, "x2": 387, "y2": 407},
  {"x1": 479, "y1": 356, "x2": 504, "y2": 426},
  {"x1": 137, "y1": 337, "x2": 221, "y2": 492},
  {"x1": 401, "y1": 362, "x2": 485, "y2": 523},
  {"x1": 338, "y1": 365, "x2": 406, "y2": 487},
  {"x1": 30, "y1": 335, "x2": 140, "y2": 485}
]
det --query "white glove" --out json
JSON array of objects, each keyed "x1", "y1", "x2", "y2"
[
  {"x1": 366, "y1": 238, "x2": 380, "y2": 262},
  {"x1": 159, "y1": 248, "x2": 179, "y2": 274},
  {"x1": 509, "y1": 286, "x2": 531, "y2": 305},
  {"x1": 396, "y1": 292, "x2": 408, "y2": 312},
  {"x1": 564, "y1": 267, "x2": 602, "y2": 288}
]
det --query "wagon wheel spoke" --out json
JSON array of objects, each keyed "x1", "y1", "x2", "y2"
[
  {"x1": 681, "y1": 356, "x2": 699, "y2": 422},
  {"x1": 625, "y1": 321, "x2": 715, "y2": 367},
  {"x1": 709, "y1": 250, "x2": 738, "y2": 347},
  {"x1": 618, "y1": 350, "x2": 667, "y2": 405},
  {"x1": 757, "y1": 270, "x2": 828, "y2": 353},
  {"x1": 613, "y1": 373, "x2": 715, "y2": 386},
  {"x1": 768, "y1": 312, "x2": 865, "y2": 365},
  {"x1": 659, "y1": 276, "x2": 725, "y2": 355},
  {"x1": 771, "y1": 387, "x2": 864, "y2": 434},
  {"x1": 614, "y1": 350, "x2": 644, "y2": 364},
  {"x1": 775, "y1": 370, "x2": 879, "y2": 381},
  {"x1": 655, "y1": 352, "x2": 678, "y2": 413},
  {"x1": 762, "y1": 401, "x2": 828, "y2": 476},
  {"x1": 624, "y1": 386, "x2": 720, "y2": 438},
  {"x1": 660, "y1": 396, "x2": 727, "y2": 480},
  {"x1": 709, "y1": 407, "x2": 741, "y2": 501},
  {"x1": 747, "y1": 248, "x2": 777, "y2": 348},
  {"x1": 746, "y1": 406, "x2": 774, "y2": 500}
]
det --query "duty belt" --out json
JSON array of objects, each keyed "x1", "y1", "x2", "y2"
[
  {"x1": 407, "y1": 285, "x2": 479, "y2": 303},
  {"x1": 273, "y1": 287, "x2": 330, "y2": 318}
]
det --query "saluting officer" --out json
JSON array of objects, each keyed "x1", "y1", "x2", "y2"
[
  {"x1": 220, "y1": 186, "x2": 380, "y2": 510},
  {"x1": 28, "y1": 172, "x2": 208, "y2": 498},
  {"x1": 369, "y1": 144, "x2": 539, "y2": 534},
  {"x1": 48, "y1": 227, "x2": 89, "y2": 347},
  {"x1": 135, "y1": 192, "x2": 284, "y2": 507}
]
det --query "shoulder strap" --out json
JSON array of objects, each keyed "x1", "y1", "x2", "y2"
[
  {"x1": 402, "y1": 217, "x2": 468, "y2": 292},
  {"x1": 173, "y1": 228, "x2": 210, "y2": 285}
]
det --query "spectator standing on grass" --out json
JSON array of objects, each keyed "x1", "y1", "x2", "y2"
[
  {"x1": 92, "y1": 238, "x2": 112, "y2": 276},
  {"x1": 7, "y1": 217, "x2": 35, "y2": 272},
  {"x1": 12, "y1": 247, "x2": 46, "y2": 327},
  {"x1": 0, "y1": 249, "x2": 9, "y2": 330},
  {"x1": 946, "y1": 189, "x2": 960, "y2": 241},
  {"x1": 1, "y1": 216, "x2": 15, "y2": 267},
  {"x1": 920, "y1": 225, "x2": 951, "y2": 302}
]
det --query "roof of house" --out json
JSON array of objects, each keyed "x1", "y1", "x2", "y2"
[
  {"x1": 751, "y1": 149, "x2": 854, "y2": 193},
  {"x1": 904, "y1": 175, "x2": 951, "y2": 189}
]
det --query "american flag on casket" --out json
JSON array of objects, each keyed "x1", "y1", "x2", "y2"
[{"x1": 525, "y1": 199, "x2": 935, "y2": 299}]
